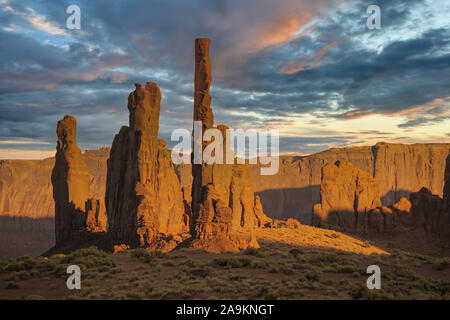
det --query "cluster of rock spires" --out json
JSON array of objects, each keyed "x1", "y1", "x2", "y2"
[
  {"x1": 46, "y1": 38, "x2": 449, "y2": 254},
  {"x1": 189, "y1": 39, "x2": 271, "y2": 252},
  {"x1": 313, "y1": 155, "x2": 450, "y2": 238},
  {"x1": 50, "y1": 38, "x2": 274, "y2": 254}
]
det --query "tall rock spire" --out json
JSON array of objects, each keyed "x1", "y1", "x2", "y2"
[
  {"x1": 106, "y1": 82, "x2": 187, "y2": 248},
  {"x1": 189, "y1": 38, "x2": 270, "y2": 252},
  {"x1": 51, "y1": 115, "x2": 91, "y2": 245},
  {"x1": 193, "y1": 38, "x2": 214, "y2": 130}
]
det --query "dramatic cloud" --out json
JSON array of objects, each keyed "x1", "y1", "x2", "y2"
[{"x1": 0, "y1": 0, "x2": 449, "y2": 158}]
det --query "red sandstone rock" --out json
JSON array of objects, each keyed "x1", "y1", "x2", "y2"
[
  {"x1": 105, "y1": 82, "x2": 187, "y2": 248},
  {"x1": 51, "y1": 115, "x2": 91, "y2": 245},
  {"x1": 312, "y1": 160, "x2": 381, "y2": 232},
  {"x1": 189, "y1": 39, "x2": 270, "y2": 252},
  {"x1": 85, "y1": 198, "x2": 107, "y2": 233}
]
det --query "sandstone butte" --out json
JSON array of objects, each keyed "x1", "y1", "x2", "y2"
[{"x1": 312, "y1": 156, "x2": 450, "y2": 238}]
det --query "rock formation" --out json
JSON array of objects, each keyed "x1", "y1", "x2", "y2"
[
  {"x1": 189, "y1": 38, "x2": 270, "y2": 252},
  {"x1": 85, "y1": 198, "x2": 107, "y2": 233},
  {"x1": 178, "y1": 142, "x2": 450, "y2": 223},
  {"x1": 1, "y1": 142, "x2": 449, "y2": 257},
  {"x1": 313, "y1": 158, "x2": 450, "y2": 238},
  {"x1": 105, "y1": 82, "x2": 187, "y2": 248},
  {"x1": 1, "y1": 143, "x2": 448, "y2": 224},
  {"x1": 444, "y1": 151, "x2": 450, "y2": 211},
  {"x1": 312, "y1": 160, "x2": 382, "y2": 232},
  {"x1": 51, "y1": 115, "x2": 92, "y2": 245}
]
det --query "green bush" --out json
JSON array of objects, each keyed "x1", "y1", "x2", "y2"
[
  {"x1": 5, "y1": 256, "x2": 36, "y2": 272},
  {"x1": 129, "y1": 249, "x2": 167, "y2": 264},
  {"x1": 60, "y1": 247, "x2": 115, "y2": 269},
  {"x1": 212, "y1": 257, "x2": 252, "y2": 268},
  {"x1": 5, "y1": 282, "x2": 19, "y2": 289},
  {"x1": 289, "y1": 248, "x2": 304, "y2": 257},
  {"x1": 241, "y1": 247, "x2": 265, "y2": 257},
  {"x1": 394, "y1": 268, "x2": 420, "y2": 281},
  {"x1": 305, "y1": 272, "x2": 320, "y2": 282}
]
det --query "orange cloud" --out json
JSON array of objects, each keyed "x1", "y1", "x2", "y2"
[
  {"x1": 278, "y1": 40, "x2": 339, "y2": 74},
  {"x1": 339, "y1": 109, "x2": 374, "y2": 120}
]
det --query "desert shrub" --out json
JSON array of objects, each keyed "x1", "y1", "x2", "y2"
[
  {"x1": 212, "y1": 257, "x2": 252, "y2": 268},
  {"x1": 179, "y1": 259, "x2": 203, "y2": 269},
  {"x1": 257, "y1": 288, "x2": 279, "y2": 300},
  {"x1": 0, "y1": 259, "x2": 11, "y2": 272},
  {"x1": 282, "y1": 268, "x2": 295, "y2": 275},
  {"x1": 83, "y1": 279, "x2": 97, "y2": 287},
  {"x1": 436, "y1": 258, "x2": 450, "y2": 271},
  {"x1": 129, "y1": 249, "x2": 167, "y2": 265},
  {"x1": 10, "y1": 270, "x2": 31, "y2": 281},
  {"x1": 60, "y1": 247, "x2": 115, "y2": 269},
  {"x1": 5, "y1": 281, "x2": 19, "y2": 289},
  {"x1": 394, "y1": 268, "x2": 420, "y2": 281},
  {"x1": 251, "y1": 260, "x2": 269, "y2": 269},
  {"x1": 305, "y1": 272, "x2": 320, "y2": 282},
  {"x1": 268, "y1": 266, "x2": 279, "y2": 273},
  {"x1": 335, "y1": 265, "x2": 359, "y2": 274},
  {"x1": 383, "y1": 271, "x2": 395, "y2": 280},
  {"x1": 350, "y1": 284, "x2": 380, "y2": 300},
  {"x1": 241, "y1": 247, "x2": 266, "y2": 257},
  {"x1": 53, "y1": 264, "x2": 71, "y2": 277},
  {"x1": 289, "y1": 248, "x2": 304, "y2": 257},
  {"x1": 37, "y1": 260, "x2": 56, "y2": 272},
  {"x1": 5, "y1": 256, "x2": 36, "y2": 272},
  {"x1": 191, "y1": 266, "x2": 216, "y2": 278},
  {"x1": 23, "y1": 295, "x2": 45, "y2": 300}
]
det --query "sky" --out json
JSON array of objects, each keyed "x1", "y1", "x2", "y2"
[{"x1": 0, "y1": 0, "x2": 449, "y2": 159}]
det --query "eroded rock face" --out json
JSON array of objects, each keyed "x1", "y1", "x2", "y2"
[
  {"x1": 85, "y1": 198, "x2": 107, "y2": 233},
  {"x1": 178, "y1": 142, "x2": 450, "y2": 223},
  {"x1": 51, "y1": 115, "x2": 91, "y2": 245},
  {"x1": 312, "y1": 160, "x2": 381, "y2": 232},
  {"x1": 105, "y1": 82, "x2": 187, "y2": 248},
  {"x1": 313, "y1": 158, "x2": 450, "y2": 237}
]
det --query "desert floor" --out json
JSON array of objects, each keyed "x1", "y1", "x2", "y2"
[{"x1": 0, "y1": 226, "x2": 449, "y2": 300}]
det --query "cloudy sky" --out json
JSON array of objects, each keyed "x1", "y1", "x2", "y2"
[{"x1": 0, "y1": 0, "x2": 449, "y2": 159}]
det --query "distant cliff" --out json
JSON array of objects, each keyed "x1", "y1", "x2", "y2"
[
  {"x1": 0, "y1": 142, "x2": 449, "y2": 223},
  {"x1": 251, "y1": 142, "x2": 450, "y2": 223}
]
